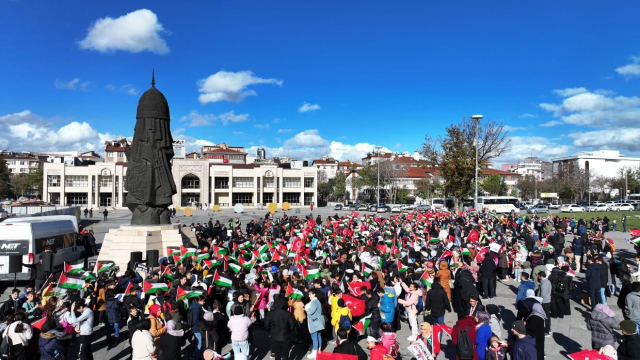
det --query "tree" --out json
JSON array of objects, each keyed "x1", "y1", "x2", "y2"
[
  {"x1": 10, "y1": 176, "x2": 29, "y2": 197},
  {"x1": 26, "y1": 169, "x2": 43, "y2": 198},
  {"x1": 481, "y1": 174, "x2": 507, "y2": 195},
  {"x1": 396, "y1": 187, "x2": 410, "y2": 204},
  {"x1": 333, "y1": 172, "x2": 347, "y2": 200},
  {"x1": 421, "y1": 117, "x2": 511, "y2": 211},
  {"x1": 317, "y1": 179, "x2": 335, "y2": 204},
  {"x1": 317, "y1": 170, "x2": 328, "y2": 184},
  {"x1": 592, "y1": 175, "x2": 610, "y2": 201},
  {"x1": 516, "y1": 174, "x2": 537, "y2": 200},
  {"x1": 0, "y1": 156, "x2": 11, "y2": 199}
]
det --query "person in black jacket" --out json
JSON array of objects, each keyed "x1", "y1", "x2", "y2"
[
  {"x1": 265, "y1": 296, "x2": 296, "y2": 360},
  {"x1": 334, "y1": 329, "x2": 367, "y2": 360},
  {"x1": 597, "y1": 255, "x2": 609, "y2": 304},
  {"x1": 480, "y1": 256, "x2": 497, "y2": 299},
  {"x1": 586, "y1": 258, "x2": 602, "y2": 309},
  {"x1": 364, "y1": 290, "x2": 381, "y2": 337},
  {"x1": 425, "y1": 278, "x2": 451, "y2": 324},
  {"x1": 548, "y1": 267, "x2": 570, "y2": 318},
  {"x1": 0, "y1": 289, "x2": 21, "y2": 321}
]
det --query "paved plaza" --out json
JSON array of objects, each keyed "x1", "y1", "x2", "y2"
[{"x1": 3, "y1": 207, "x2": 637, "y2": 359}]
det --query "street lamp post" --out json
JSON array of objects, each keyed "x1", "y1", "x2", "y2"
[
  {"x1": 376, "y1": 146, "x2": 382, "y2": 205},
  {"x1": 471, "y1": 115, "x2": 484, "y2": 211}
]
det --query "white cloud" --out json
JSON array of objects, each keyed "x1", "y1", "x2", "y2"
[
  {"x1": 197, "y1": 70, "x2": 282, "y2": 104},
  {"x1": 569, "y1": 129, "x2": 640, "y2": 152},
  {"x1": 79, "y1": 9, "x2": 169, "y2": 54},
  {"x1": 277, "y1": 128, "x2": 293, "y2": 133},
  {"x1": 172, "y1": 133, "x2": 215, "y2": 153},
  {"x1": 106, "y1": 83, "x2": 139, "y2": 96},
  {"x1": 232, "y1": 131, "x2": 244, "y2": 135},
  {"x1": 494, "y1": 136, "x2": 572, "y2": 165},
  {"x1": 298, "y1": 102, "x2": 320, "y2": 113},
  {"x1": 394, "y1": 143, "x2": 402, "y2": 149},
  {"x1": 539, "y1": 121, "x2": 562, "y2": 127},
  {"x1": 616, "y1": 56, "x2": 640, "y2": 78},
  {"x1": 539, "y1": 87, "x2": 640, "y2": 127},
  {"x1": 54, "y1": 78, "x2": 92, "y2": 91},
  {"x1": 179, "y1": 110, "x2": 249, "y2": 127},
  {"x1": 552, "y1": 87, "x2": 588, "y2": 97},
  {"x1": 503, "y1": 125, "x2": 526, "y2": 132},
  {"x1": 284, "y1": 130, "x2": 327, "y2": 147},
  {"x1": 254, "y1": 124, "x2": 270, "y2": 129},
  {"x1": 0, "y1": 110, "x2": 112, "y2": 152},
  {"x1": 518, "y1": 113, "x2": 538, "y2": 119},
  {"x1": 218, "y1": 111, "x2": 248, "y2": 124}
]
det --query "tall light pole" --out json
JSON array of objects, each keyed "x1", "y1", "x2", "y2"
[
  {"x1": 376, "y1": 146, "x2": 382, "y2": 205},
  {"x1": 471, "y1": 115, "x2": 484, "y2": 210}
]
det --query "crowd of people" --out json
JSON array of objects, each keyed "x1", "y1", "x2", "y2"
[{"x1": 1, "y1": 209, "x2": 640, "y2": 360}]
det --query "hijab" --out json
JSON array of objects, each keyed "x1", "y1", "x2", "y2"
[
  {"x1": 166, "y1": 320, "x2": 184, "y2": 337},
  {"x1": 528, "y1": 303, "x2": 547, "y2": 321}
]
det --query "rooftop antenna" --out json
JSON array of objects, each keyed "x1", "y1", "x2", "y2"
[{"x1": 152, "y1": 68, "x2": 155, "y2": 87}]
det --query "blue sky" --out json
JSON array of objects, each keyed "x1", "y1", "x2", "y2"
[{"x1": 1, "y1": 1, "x2": 639, "y2": 164}]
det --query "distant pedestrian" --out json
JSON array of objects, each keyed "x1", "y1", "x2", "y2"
[
  {"x1": 84, "y1": 208, "x2": 88, "y2": 218},
  {"x1": 89, "y1": 208, "x2": 93, "y2": 217},
  {"x1": 622, "y1": 214, "x2": 627, "y2": 233},
  {"x1": 103, "y1": 209, "x2": 108, "y2": 221}
]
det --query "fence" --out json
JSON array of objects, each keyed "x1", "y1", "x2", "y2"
[{"x1": 3, "y1": 205, "x2": 81, "y2": 219}]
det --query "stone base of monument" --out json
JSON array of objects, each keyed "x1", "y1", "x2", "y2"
[{"x1": 96, "y1": 224, "x2": 186, "y2": 275}]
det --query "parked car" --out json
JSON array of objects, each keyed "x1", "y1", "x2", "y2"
[
  {"x1": 560, "y1": 204, "x2": 586, "y2": 213},
  {"x1": 390, "y1": 205, "x2": 402, "y2": 213},
  {"x1": 333, "y1": 204, "x2": 343, "y2": 211},
  {"x1": 587, "y1": 204, "x2": 610, "y2": 212},
  {"x1": 527, "y1": 204, "x2": 549, "y2": 214},
  {"x1": 611, "y1": 203, "x2": 635, "y2": 212},
  {"x1": 416, "y1": 204, "x2": 431, "y2": 212},
  {"x1": 549, "y1": 203, "x2": 561, "y2": 209},
  {"x1": 346, "y1": 203, "x2": 357, "y2": 211},
  {"x1": 376, "y1": 204, "x2": 390, "y2": 213},
  {"x1": 605, "y1": 201, "x2": 617, "y2": 208},
  {"x1": 357, "y1": 204, "x2": 368, "y2": 211},
  {"x1": 401, "y1": 204, "x2": 415, "y2": 211}
]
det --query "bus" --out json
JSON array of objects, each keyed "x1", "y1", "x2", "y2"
[{"x1": 478, "y1": 196, "x2": 519, "y2": 213}]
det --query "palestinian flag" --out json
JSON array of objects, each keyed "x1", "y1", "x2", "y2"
[
  {"x1": 143, "y1": 280, "x2": 168, "y2": 295},
  {"x1": 124, "y1": 282, "x2": 134, "y2": 296},
  {"x1": 542, "y1": 241, "x2": 554, "y2": 251},
  {"x1": 228, "y1": 262, "x2": 242, "y2": 274},
  {"x1": 166, "y1": 247, "x2": 180, "y2": 257},
  {"x1": 285, "y1": 283, "x2": 304, "y2": 299},
  {"x1": 95, "y1": 262, "x2": 115, "y2": 274},
  {"x1": 213, "y1": 245, "x2": 228, "y2": 255},
  {"x1": 180, "y1": 246, "x2": 197, "y2": 258},
  {"x1": 397, "y1": 259, "x2": 407, "y2": 273},
  {"x1": 421, "y1": 271, "x2": 433, "y2": 287},
  {"x1": 324, "y1": 229, "x2": 333, "y2": 235},
  {"x1": 283, "y1": 223, "x2": 291, "y2": 231},
  {"x1": 461, "y1": 248, "x2": 470, "y2": 256},
  {"x1": 302, "y1": 266, "x2": 321, "y2": 280},
  {"x1": 632, "y1": 237, "x2": 640, "y2": 245},
  {"x1": 213, "y1": 270, "x2": 233, "y2": 287},
  {"x1": 162, "y1": 266, "x2": 174, "y2": 281},
  {"x1": 238, "y1": 241, "x2": 252, "y2": 250},
  {"x1": 177, "y1": 287, "x2": 204, "y2": 301},
  {"x1": 203, "y1": 259, "x2": 222, "y2": 269},
  {"x1": 64, "y1": 262, "x2": 84, "y2": 275},
  {"x1": 32, "y1": 317, "x2": 47, "y2": 331},
  {"x1": 58, "y1": 273, "x2": 84, "y2": 290},
  {"x1": 194, "y1": 253, "x2": 210, "y2": 262},
  {"x1": 271, "y1": 251, "x2": 282, "y2": 262},
  {"x1": 258, "y1": 244, "x2": 269, "y2": 255},
  {"x1": 352, "y1": 314, "x2": 371, "y2": 335},
  {"x1": 172, "y1": 254, "x2": 183, "y2": 264},
  {"x1": 361, "y1": 262, "x2": 374, "y2": 277}
]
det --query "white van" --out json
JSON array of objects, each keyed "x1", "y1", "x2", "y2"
[{"x1": 0, "y1": 219, "x2": 84, "y2": 281}]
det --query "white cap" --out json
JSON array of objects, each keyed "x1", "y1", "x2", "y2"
[{"x1": 366, "y1": 336, "x2": 377, "y2": 343}]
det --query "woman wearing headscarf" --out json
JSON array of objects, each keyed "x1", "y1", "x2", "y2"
[
  {"x1": 436, "y1": 261, "x2": 452, "y2": 300},
  {"x1": 525, "y1": 303, "x2": 546, "y2": 360},
  {"x1": 132, "y1": 319, "x2": 156, "y2": 360},
  {"x1": 474, "y1": 311, "x2": 492, "y2": 360},
  {"x1": 485, "y1": 304, "x2": 502, "y2": 339},
  {"x1": 586, "y1": 304, "x2": 621, "y2": 350},
  {"x1": 148, "y1": 304, "x2": 166, "y2": 350},
  {"x1": 160, "y1": 320, "x2": 185, "y2": 360}
]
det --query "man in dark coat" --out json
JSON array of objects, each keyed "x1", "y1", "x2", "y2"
[
  {"x1": 364, "y1": 290, "x2": 381, "y2": 337},
  {"x1": 586, "y1": 258, "x2": 602, "y2": 309},
  {"x1": 334, "y1": 328, "x2": 367, "y2": 360},
  {"x1": 265, "y1": 296, "x2": 296, "y2": 360},
  {"x1": 479, "y1": 255, "x2": 497, "y2": 299},
  {"x1": 425, "y1": 278, "x2": 451, "y2": 324},
  {"x1": 453, "y1": 268, "x2": 480, "y2": 319},
  {"x1": 548, "y1": 267, "x2": 570, "y2": 318},
  {"x1": 618, "y1": 320, "x2": 640, "y2": 360}
]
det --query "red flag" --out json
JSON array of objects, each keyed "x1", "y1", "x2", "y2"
[
  {"x1": 124, "y1": 282, "x2": 134, "y2": 296},
  {"x1": 317, "y1": 352, "x2": 357, "y2": 360},
  {"x1": 285, "y1": 283, "x2": 294, "y2": 297},
  {"x1": 431, "y1": 324, "x2": 453, "y2": 354},
  {"x1": 341, "y1": 294, "x2": 365, "y2": 316},
  {"x1": 271, "y1": 251, "x2": 282, "y2": 262},
  {"x1": 468, "y1": 229, "x2": 479, "y2": 243},
  {"x1": 348, "y1": 281, "x2": 371, "y2": 297},
  {"x1": 32, "y1": 317, "x2": 46, "y2": 331},
  {"x1": 291, "y1": 237, "x2": 304, "y2": 253}
]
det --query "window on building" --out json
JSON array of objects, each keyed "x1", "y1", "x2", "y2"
[
  {"x1": 65, "y1": 175, "x2": 88, "y2": 187},
  {"x1": 304, "y1": 192, "x2": 314, "y2": 206},
  {"x1": 232, "y1": 193, "x2": 253, "y2": 205},
  {"x1": 47, "y1": 175, "x2": 61, "y2": 187},
  {"x1": 182, "y1": 175, "x2": 200, "y2": 189},
  {"x1": 283, "y1": 177, "x2": 300, "y2": 188},
  {"x1": 6, "y1": 161, "x2": 14, "y2": 165},
  {"x1": 304, "y1": 177, "x2": 314, "y2": 188},
  {"x1": 122, "y1": 176, "x2": 127, "y2": 192},
  {"x1": 106, "y1": 152, "x2": 114, "y2": 158},
  {"x1": 263, "y1": 177, "x2": 274, "y2": 188},
  {"x1": 233, "y1": 177, "x2": 253, "y2": 188},
  {"x1": 65, "y1": 192, "x2": 88, "y2": 205},
  {"x1": 99, "y1": 175, "x2": 113, "y2": 187},
  {"x1": 283, "y1": 193, "x2": 300, "y2": 204},
  {"x1": 214, "y1": 177, "x2": 229, "y2": 189}
]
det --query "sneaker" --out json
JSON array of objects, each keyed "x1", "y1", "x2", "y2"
[
  {"x1": 545, "y1": 332, "x2": 552, "y2": 337},
  {"x1": 270, "y1": 353, "x2": 275, "y2": 359},
  {"x1": 307, "y1": 350, "x2": 317, "y2": 359}
]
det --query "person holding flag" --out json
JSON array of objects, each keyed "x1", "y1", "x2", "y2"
[{"x1": 397, "y1": 278, "x2": 423, "y2": 341}]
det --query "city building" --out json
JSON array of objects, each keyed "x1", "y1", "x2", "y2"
[
  {"x1": 42, "y1": 158, "x2": 318, "y2": 208},
  {"x1": 173, "y1": 140, "x2": 186, "y2": 159},
  {"x1": 479, "y1": 168, "x2": 521, "y2": 193},
  {"x1": 551, "y1": 150, "x2": 640, "y2": 177},
  {"x1": 104, "y1": 140, "x2": 128, "y2": 163},
  {"x1": 312, "y1": 157, "x2": 339, "y2": 181},
  {"x1": 201, "y1": 144, "x2": 247, "y2": 164},
  {"x1": 4, "y1": 156, "x2": 42, "y2": 175},
  {"x1": 501, "y1": 157, "x2": 552, "y2": 181}
]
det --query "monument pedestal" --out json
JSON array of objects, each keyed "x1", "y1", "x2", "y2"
[{"x1": 96, "y1": 224, "x2": 184, "y2": 275}]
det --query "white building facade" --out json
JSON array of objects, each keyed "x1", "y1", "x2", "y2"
[{"x1": 551, "y1": 150, "x2": 640, "y2": 177}]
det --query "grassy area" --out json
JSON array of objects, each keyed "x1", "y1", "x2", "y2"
[{"x1": 553, "y1": 211, "x2": 640, "y2": 231}]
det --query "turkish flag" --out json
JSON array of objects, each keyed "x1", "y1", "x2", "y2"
[
  {"x1": 223, "y1": 158, "x2": 229, "y2": 163},
  {"x1": 291, "y1": 237, "x2": 304, "y2": 252},
  {"x1": 348, "y1": 281, "x2": 371, "y2": 297},
  {"x1": 468, "y1": 229, "x2": 479, "y2": 243},
  {"x1": 317, "y1": 352, "x2": 357, "y2": 360},
  {"x1": 341, "y1": 294, "x2": 365, "y2": 317}
]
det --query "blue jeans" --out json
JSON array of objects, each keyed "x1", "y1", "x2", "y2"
[
  {"x1": 192, "y1": 332, "x2": 203, "y2": 358},
  {"x1": 434, "y1": 316, "x2": 445, "y2": 324},
  {"x1": 635, "y1": 321, "x2": 640, "y2": 334},
  {"x1": 232, "y1": 340, "x2": 250, "y2": 357},
  {"x1": 589, "y1": 289, "x2": 600, "y2": 308},
  {"x1": 482, "y1": 278, "x2": 495, "y2": 298},
  {"x1": 107, "y1": 322, "x2": 119, "y2": 338},
  {"x1": 600, "y1": 288, "x2": 606, "y2": 304},
  {"x1": 311, "y1": 331, "x2": 321, "y2": 351}
]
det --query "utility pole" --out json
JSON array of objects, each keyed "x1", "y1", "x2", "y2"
[
  {"x1": 471, "y1": 115, "x2": 484, "y2": 210},
  {"x1": 376, "y1": 146, "x2": 382, "y2": 206}
]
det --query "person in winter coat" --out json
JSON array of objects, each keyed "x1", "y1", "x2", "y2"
[
  {"x1": 435, "y1": 261, "x2": 452, "y2": 300},
  {"x1": 525, "y1": 303, "x2": 546, "y2": 360},
  {"x1": 160, "y1": 320, "x2": 185, "y2": 360},
  {"x1": 618, "y1": 320, "x2": 640, "y2": 360},
  {"x1": 334, "y1": 328, "x2": 368, "y2": 360},
  {"x1": 331, "y1": 298, "x2": 352, "y2": 337},
  {"x1": 453, "y1": 268, "x2": 479, "y2": 319},
  {"x1": 586, "y1": 258, "x2": 603, "y2": 309},
  {"x1": 532, "y1": 262, "x2": 547, "y2": 288},
  {"x1": 398, "y1": 279, "x2": 424, "y2": 339},
  {"x1": 291, "y1": 297, "x2": 306, "y2": 322},
  {"x1": 510, "y1": 320, "x2": 536, "y2": 360},
  {"x1": 105, "y1": 290, "x2": 121, "y2": 342},
  {"x1": 486, "y1": 336, "x2": 508, "y2": 360},
  {"x1": 364, "y1": 290, "x2": 381, "y2": 337},
  {"x1": 515, "y1": 273, "x2": 535, "y2": 306},
  {"x1": 624, "y1": 282, "x2": 640, "y2": 330},
  {"x1": 425, "y1": 278, "x2": 451, "y2": 325},
  {"x1": 587, "y1": 304, "x2": 621, "y2": 350},
  {"x1": 452, "y1": 315, "x2": 478, "y2": 360},
  {"x1": 253, "y1": 282, "x2": 269, "y2": 319},
  {"x1": 305, "y1": 290, "x2": 325, "y2": 359},
  {"x1": 380, "y1": 323, "x2": 399, "y2": 357},
  {"x1": 131, "y1": 319, "x2": 156, "y2": 360},
  {"x1": 228, "y1": 304, "x2": 252, "y2": 358},
  {"x1": 202, "y1": 301, "x2": 225, "y2": 354},
  {"x1": 265, "y1": 296, "x2": 296, "y2": 360},
  {"x1": 147, "y1": 304, "x2": 166, "y2": 350},
  {"x1": 377, "y1": 287, "x2": 395, "y2": 326},
  {"x1": 38, "y1": 331, "x2": 65, "y2": 360},
  {"x1": 127, "y1": 306, "x2": 142, "y2": 347},
  {"x1": 368, "y1": 336, "x2": 391, "y2": 360},
  {"x1": 548, "y1": 267, "x2": 570, "y2": 318},
  {"x1": 475, "y1": 311, "x2": 493, "y2": 360},
  {"x1": 485, "y1": 304, "x2": 503, "y2": 339},
  {"x1": 412, "y1": 322, "x2": 435, "y2": 359}
]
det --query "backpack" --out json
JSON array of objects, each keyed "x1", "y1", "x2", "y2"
[
  {"x1": 416, "y1": 296, "x2": 424, "y2": 313},
  {"x1": 339, "y1": 314, "x2": 351, "y2": 330},
  {"x1": 455, "y1": 325, "x2": 474, "y2": 360},
  {"x1": 380, "y1": 294, "x2": 395, "y2": 315},
  {"x1": 0, "y1": 333, "x2": 13, "y2": 358},
  {"x1": 555, "y1": 280, "x2": 566, "y2": 294},
  {"x1": 187, "y1": 308, "x2": 195, "y2": 328}
]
